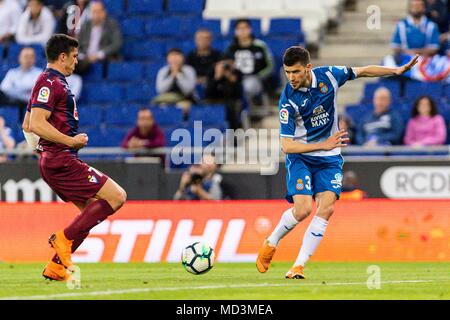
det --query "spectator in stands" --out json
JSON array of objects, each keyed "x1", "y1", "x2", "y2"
[
  {"x1": 340, "y1": 171, "x2": 366, "y2": 200},
  {"x1": 404, "y1": 96, "x2": 446, "y2": 146},
  {"x1": 0, "y1": 47, "x2": 41, "y2": 117},
  {"x1": 0, "y1": 0, "x2": 22, "y2": 44},
  {"x1": 154, "y1": 48, "x2": 197, "y2": 116},
  {"x1": 58, "y1": 0, "x2": 91, "y2": 37},
  {"x1": 355, "y1": 87, "x2": 404, "y2": 146},
  {"x1": 425, "y1": 0, "x2": 449, "y2": 34},
  {"x1": 76, "y1": 0, "x2": 122, "y2": 74},
  {"x1": 66, "y1": 73, "x2": 83, "y2": 100},
  {"x1": 121, "y1": 108, "x2": 165, "y2": 151},
  {"x1": 16, "y1": 0, "x2": 56, "y2": 46},
  {"x1": 224, "y1": 19, "x2": 274, "y2": 103},
  {"x1": 0, "y1": 116, "x2": 16, "y2": 163},
  {"x1": 186, "y1": 28, "x2": 221, "y2": 86},
  {"x1": 391, "y1": 0, "x2": 440, "y2": 58},
  {"x1": 173, "y1": 154, "x2": 223, "y2": 201},
  {"x1": 205, "y1": 58, "x2": 244, "y2": 129},
  {"x1": 338, "y1": 115, "x2": 355, "y2": 144}
]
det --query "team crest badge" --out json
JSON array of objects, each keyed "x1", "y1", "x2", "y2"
[
  {"x1": 319, "y1": 82, "x2": 328, "y2": 94},
  {"x1": 296, "y1": 179, "x2": 304, "y2": 190},
  {"x1": 88, "y1": 175, "x2": 98, "y2": 183}
]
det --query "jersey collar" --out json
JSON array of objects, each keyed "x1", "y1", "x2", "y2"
[
  {"x1": 298, "y1": 69, "x2": 317, "y2": 92},
  {"x1": 46, "y1": 67, "x2": 66, "y2": 79}
]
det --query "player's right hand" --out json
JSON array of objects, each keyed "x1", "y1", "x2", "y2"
[
  {"x1": 71, "y1": 133, "x2": 89, "y2": 149},
  {"x1": 321, "y1": 129, "x2": 349, "y2": 151}
]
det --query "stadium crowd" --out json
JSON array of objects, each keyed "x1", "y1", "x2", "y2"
[{"x1": 0, "y1": 0, "x2": 449, "y2": 165}]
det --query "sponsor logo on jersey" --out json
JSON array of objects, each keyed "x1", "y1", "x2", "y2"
[
  {"x1": 311, "y1": 105, "x2": 330, "y2": 127},
  {"x1": 319, "y1": 82, "x2": 329, "y2": 94},
  {"x1": 331, "y1": 173, "x2": 343, "y2": 188},
  {"x1": 279, "y1": 108, "x2": 289, "y2": 124},
  {"x1": 296, "y1": 179, "x2": 304, "y2": 190},
  {"x1": 37, "y1": 87, "x2": 50, "y2": 103}
]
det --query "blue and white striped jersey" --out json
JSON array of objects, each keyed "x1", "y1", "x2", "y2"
[{"x1": 279, "y1": 66, "x2": 357, "y2": 157}]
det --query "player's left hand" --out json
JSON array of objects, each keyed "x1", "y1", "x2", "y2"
[{"x1": 396, "y1": 54, "x2": 419, "y2": 75}]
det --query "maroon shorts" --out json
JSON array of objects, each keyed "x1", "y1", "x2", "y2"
[{"x1": 39, "y1": 152, "x2": 109, "y2": 203}]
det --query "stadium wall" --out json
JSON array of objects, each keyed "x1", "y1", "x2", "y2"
[
  {"x1": 2, "y1": 161, "x2": 450, "y2": 200},
  {"x1": 0, "y1": 200, "x2": 448, "y2": 263}
]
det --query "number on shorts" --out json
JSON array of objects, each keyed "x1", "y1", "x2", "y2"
[{"x1": 305, "y1": 176, "x2": 311, "y2": 190}]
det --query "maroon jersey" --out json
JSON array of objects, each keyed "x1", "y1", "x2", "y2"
[{"x1": 28, "y1": 68, "x2": 79, "y2": 154}]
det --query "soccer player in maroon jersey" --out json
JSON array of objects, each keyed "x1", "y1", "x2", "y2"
[{"x1": 25, "y1": 34, "x2": 127, "y2": 281}]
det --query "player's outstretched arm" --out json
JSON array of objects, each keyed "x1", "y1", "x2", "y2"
[
  {"x1": 30, "y1": 108, "x2": 88, "y2": 149},
  {"x1": 353, "y1": 54, "x2": 419, "y2": 78},
  {"x1": 281, "y1": 130, "x2": 349, "y2": 154}
]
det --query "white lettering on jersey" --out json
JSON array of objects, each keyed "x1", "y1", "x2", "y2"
[
  {"x1": 311, "y1": 105, "x2": 330, "y2": 127},
  {"x1": 37, "y1": 87, "x2": 50, "y2": 103}
]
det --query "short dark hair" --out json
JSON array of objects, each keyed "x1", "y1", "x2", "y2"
[
  {"x1": 283, "y1": 46, "x2": 310, "y2": 66},
  {"x1": 234, "y1": 18, "x2": 251, "y2": 29},
  {"x1": 45, "y1": 34, "x2": 78, "y2": 62},
  {"x1": 167, "y1": 48, "x2": 183, "y2": 56},
  {"x1": 412, "y1": 96, "x2": 439, "y2": 117}
]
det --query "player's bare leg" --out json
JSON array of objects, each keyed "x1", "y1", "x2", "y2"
[
  {"x1": 256, "y1": 195, "x2": 313, "y2": 273},
  {"x1": 49, "y1": 178, "x2": 126, "y2": 273},
  {"x1": 287, "y1": 191, "x2": 336, "y2": 279}
]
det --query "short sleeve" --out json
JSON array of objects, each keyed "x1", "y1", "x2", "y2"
[
  {"x1": 391, "y1": 23, "x2": 402, "y2": 48},
  {"x1": 328, "y1": 66, "x2": 357, "y2": 87},
  {"x1": 279, "y1": 94, "x2": 296, "y2": 138},
  {"x1": 30, "y1": 81, "x2": 60, "y2": 113}
]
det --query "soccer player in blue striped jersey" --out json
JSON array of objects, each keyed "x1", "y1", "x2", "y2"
[{"x1": 256, "y1": 46, "x2": 419, "y2": 279}]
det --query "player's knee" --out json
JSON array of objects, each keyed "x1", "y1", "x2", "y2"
[
  {"x1": 317, "y1": 205, "x2": 334, "y2": 220},
  {"x1": 293, "y1": 203, "x2": 313, "y2": 220}
]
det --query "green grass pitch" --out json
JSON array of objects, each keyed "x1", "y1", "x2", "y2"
[{"x1": 0, "y1": 262, "x2": 448, "y2": 300}]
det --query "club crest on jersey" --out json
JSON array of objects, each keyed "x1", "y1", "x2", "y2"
[
  {"x1": 331, "y1": 173, "x2": 343, "y2": 188},
  {"x1": 296, "y1": 179, "x2": 304, "y2": 190},
  {"x1": 37, "y1": 87, "x2": 50, "y2": 103},
  {"x1": 279, "y1": 108, "x2": 289, "y2": 124},
  {"x1": 88, "y1": 175, "x2": 98, "y2": 183},
  {"x1": 319, "y1": 82, "x2": 329, "y2": 94},
  {"x1": 311, "y1": 105, "x2": 330, "y2": 128}
]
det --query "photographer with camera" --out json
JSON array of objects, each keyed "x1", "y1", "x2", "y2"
[
  {"x1": 173, "y1": 154, "x2": 223, "y2": 200},
  {"x1": 205, "y1": 58, "x2": 244, "y2": 130}
]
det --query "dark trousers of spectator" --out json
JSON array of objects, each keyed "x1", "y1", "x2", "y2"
[{"x1": 0, "y1": 90, "x2": 27, "y2": 122}]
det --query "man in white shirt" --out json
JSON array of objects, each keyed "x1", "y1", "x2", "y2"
[
  {"x1": 0, "y1": 0, "x2": 22, "y2": 44},
  {"x1": 0, "y1": 47, "x2": 42, "y2": 117},
  {"x1": 16, "y1": 0, "x2": 56, "y2": 46}
]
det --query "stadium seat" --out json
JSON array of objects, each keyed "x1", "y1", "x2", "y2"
[
  {"x1": 362, "y1": 82, "x2": 401, "y2": 104},
  {"x1": 125, "y1": 82, "x2": 156, "y2": 103},
  {"x1": 82, "y1": 83, "x2": 123, "y2": 103},
  {"x1": 145, "y1": 60, "x2": 166, "y2": 82},
  {"x1": 0, "y1": 62, "x2": 15, "y2": 80},
  {"x1": 189, "y1": 105, "x2": 226, "y2": 125},
  {"x1": 77, "y1": 105, "x2": 104, "y2": 127},
  {"x1": 203, "y1": 0, "x2": 244, "y2": 18},
  {"x1": 124, "y1": 40, "x2": 165, "y2": 60},
  {"x1": 107, "y1": 62, "x2": 145, "y2": 81},
  {"x1": 104, "y1": 0, "x2": 125, "y2": 17},
  {"x1": 404, "y1": 81, "x2": 443, "y2": 104},
  {"x1": 150, "y1": 106, "x2": 183, "y2": 126},
  {"x1": 128, "y1": 0, "x2": 164, "y2": 14},
  {"x1": 269, "y1": 19, "x2": 302, "y2": 37},
  {"x1": 7, "y1": 43, "x2": 45, "y2": 63},
  {"x1": 146, "y1": 17, "x2": 183, "y2": 37},
  {"x1": 344, "y1": 104, "x2": 373, "y2": 123},
  {"x1": 167, "y1": 0, "x2": 205, "y2": 13},
  {"x1": 0, "y1": 107, "x2": 19, "y2": 127},
  {"x1": 83, "y1": 63, "x2": 104, "y2": 81},
  {"x1": 198, "y1": 19, "x2": 222, "y2": 35},
  {"x1": 121, "y1": 17, "x2": 146, "y2": 37},
  {"x1": 104, "y1": 104, "x2": 141, "y2": 126}
]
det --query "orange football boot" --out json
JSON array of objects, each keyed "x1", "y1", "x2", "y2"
[
  {"x1": 285, "y1": 265, "x2": 306, "y2": 279},
  {"x1": 256, "y1": 240, "x2": 276, "y2": 273},
  {"x1": 42, "y1": 261, "x2": 71, "y2": 281},
  {"x1": 48, "y1": 230, "x2": 75, "y2": 271}
]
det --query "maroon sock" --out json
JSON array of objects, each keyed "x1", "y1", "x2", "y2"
[{"x1": 63, "y1": 199, "x2": 115, "y2": 243}]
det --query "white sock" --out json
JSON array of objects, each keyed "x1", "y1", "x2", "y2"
[
  {"x1": 267, "y1": 208, "x2": 298, "y2": 247},
  {"x1": 294, "y1": 216, "x2": 328, "y2": 267}
]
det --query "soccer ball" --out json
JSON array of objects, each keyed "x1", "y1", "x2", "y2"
[{"x1": 181, "y1": 242, "x2": 215, "y2": 275}]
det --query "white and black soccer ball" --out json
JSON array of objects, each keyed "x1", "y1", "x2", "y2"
[{"x1": 181, "y1": 242, "x2": 215, "y2": 275}]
